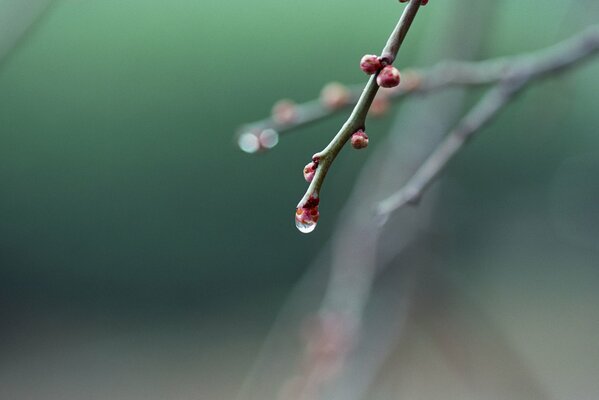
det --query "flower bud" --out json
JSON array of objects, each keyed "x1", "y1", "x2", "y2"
[
  {"x1": 359, "y1": 54, "x2": 382, "y2": 75},
  {"x1": 376, "y1": 65, "x2": 401, "y2": 88},
  {"x1": 351, "y1": 130, "x2": 369, "y2": 149},
  {"x1": 303, "y1": 161, "x2": 317, "y2": 183}
]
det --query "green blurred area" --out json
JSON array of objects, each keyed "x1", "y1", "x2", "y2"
[{"x1": 0, "y1": 0, "x2": 598, "y2": 318}]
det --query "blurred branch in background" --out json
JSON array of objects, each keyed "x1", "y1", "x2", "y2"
[
  {"x1": 377, "y1": 25, "x2": 599, "y2": 219},
  {"x1": 0, "y1": 0, "x2": 55, "y2": 67}
]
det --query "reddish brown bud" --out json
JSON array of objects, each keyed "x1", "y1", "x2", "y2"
[
  {"x1": 351, "y1": 130, "x2": 369, "y2": 149},
  {"x1": 377, "y1": 65, "x2": 401, "y2": 88},
  {"x1": 320, "y1": 82, "x2": 351, "y2": 110},
  {"x1": 359, "y1": 54, "x2": 382, "y2": 75},
  {"x1": 303, "y1": 161, "x2": 317, "y2": 183}
]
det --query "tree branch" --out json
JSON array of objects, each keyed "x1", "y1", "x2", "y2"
[
  {"x1": 376, "y1": 24, "x2": 599, "y2": 219},
  {"x1": 295, "y1": 0, "x2": 422, "y2": 218}
]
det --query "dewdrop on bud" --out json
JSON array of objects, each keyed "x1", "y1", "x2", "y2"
[
  {"x1": 303, "y1": 161, "x2": 317, "y2": 183},
  {"x1": 351, "y1": 130, "x2": 369, "y2": 149},
  {"x1": 272, "y1": 99, "x2": 297, "y2": 125},
  {"x1": 377, "y1": 65, "x2": 401, "y2": 88},
  {"x1": 295, "y1": 205, "x2": 319, "y2": 234},
  {"x1": 320, "y1": 82, "x2": 351, "y2": 110},
  {"x1": 295, "y1": 195, "x2": 320, "y2": 233},
  {"x1": 359, "y1": 54, "x2": 382, "y2": 75}
]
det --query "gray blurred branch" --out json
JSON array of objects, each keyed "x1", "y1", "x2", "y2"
[{"x1": 377, "y1": 24, "x2": 599, "y2": 217}]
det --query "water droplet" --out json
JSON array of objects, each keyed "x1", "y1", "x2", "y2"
[
  {"x1": 259, "y1": 129, "x2": 279, "y2": 149},
  {"x1": 238, "y1": 132, "x2": 260, "y2": 153},
  {"x1": 295, "y1": 217, "x2": 317, "y2": 233},
  {"x1": 295, "y1": 206, "x2": 319, "y2": 234}
]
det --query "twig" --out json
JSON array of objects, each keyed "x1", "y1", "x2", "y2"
[
  {"x1": 376, "y1": 24, "x2": 599, "y2": 218},
  {"x1": 296, "y1": 0, "x2": 423, "y2": 212}
]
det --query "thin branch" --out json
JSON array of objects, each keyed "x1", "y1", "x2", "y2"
[
  {"x1": 377, "y1": 82, "x2": 522, "y2": 217},
  {"x1": 376, "y1": 24, "x2": 599, "y2": 218},
  {"x1": 296, "y1": 0, "x2": 422, "y2": 210}
]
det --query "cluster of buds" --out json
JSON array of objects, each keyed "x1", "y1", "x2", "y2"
[{"x1": 359, "y1": 55, "x2": 401, "y2": 88}]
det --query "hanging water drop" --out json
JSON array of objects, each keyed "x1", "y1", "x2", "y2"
[
  {"x1": 295, "y1": 195, "x2": 320, "y2": 234},
  {"x1": 295, "y1": 208, "x2": 318, "y2": 233}
]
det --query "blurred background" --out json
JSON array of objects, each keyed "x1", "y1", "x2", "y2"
[{"x1": 1, "y1": 0, "x2": 598, "y2": 399}]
